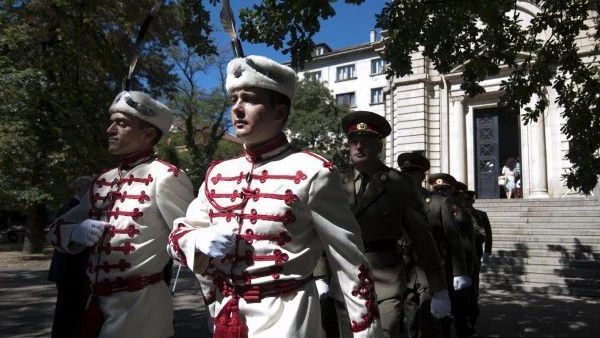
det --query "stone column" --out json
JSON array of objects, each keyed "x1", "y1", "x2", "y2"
[
  {"x1": 528, "y1": 102, "x2": 549, "y2": 198},
  {"x1": 449, "y1": 96, "x2": 467, "y2": 183}
]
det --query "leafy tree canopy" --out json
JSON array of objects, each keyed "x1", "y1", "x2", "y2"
[
  {"x1": 0, "y1": 0, "x2": 220, "y2": 251},
  {"x1": 0, "y1": 0, "x2": 217, "y2": 210},
  {"x1": 287, "y1": 78, "x2": 351, "y2": 171},
  {"x1": 239, "y1": 0, "x2": 600, "y2": 193}
]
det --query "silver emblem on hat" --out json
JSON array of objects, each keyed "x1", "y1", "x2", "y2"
[{"x1": 123, "y1": 92, "x2": 155, "y2": 116}]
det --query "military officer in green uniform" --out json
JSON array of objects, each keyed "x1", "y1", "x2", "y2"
[
  {"x1": 333, "y1": 111, "x2": 451, "y2": 338},
  {"x1": 398, "y1": 155, "x2": 472, "y2": 338},
  {"x1": 463, "y1": 190, "x2": 492, "y2": 335},
  {"x1": 451, "y1": 181, "x2": 477, "y2": 338}
]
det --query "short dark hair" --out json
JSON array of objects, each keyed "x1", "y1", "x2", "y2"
[
  {"x1": 137, "y1": 118, "x2": 163, "y2": 146},
  {"x1": 265, "y1": 89, "x2": 291, "y2": 125}
]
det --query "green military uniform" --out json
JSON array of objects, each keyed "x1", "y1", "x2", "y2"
[
  {"x1": 333, "y1": 112, "x2": 448, "y2": 338},
  {"x1": 397, "y1": 154, "x2": 467, "y2": 338},
  {"x1": 466, "y1": 190, "x2": 493, "y2": 333},
  {"x1": 451, "y1": 182, "x2": 477, "y2": 338},
  {"x1": 339, "y1": 166, "x2": 447, "y2": 338}
]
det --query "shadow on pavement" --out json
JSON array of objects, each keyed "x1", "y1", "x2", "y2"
[
  {"x1": 1, "y1": 265, "x2": 599, "y2": 338},
  {"x1": 0, "y1": 268, "x2": 55, "y2": 338},
  {"x1": 477, "y1": 289, "x2": 600, "y2": 338},
  {"x1": 0, "y1": 266, "x2": 212, "y2": 338}
]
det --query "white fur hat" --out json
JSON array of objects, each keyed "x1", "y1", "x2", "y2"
[
  {"x1": 109, "y1": 91, "x2": 173, "y2": 133},
  {"x1": 226, "y1": 55, "x2": 296, "y2": 101}
]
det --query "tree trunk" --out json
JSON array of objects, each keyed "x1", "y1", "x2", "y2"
[{"x1": 22, "y1": 203, "x2": 48, "y2": 254}]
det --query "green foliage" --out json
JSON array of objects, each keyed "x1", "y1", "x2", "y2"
[
  {"x1": 0, "y1": 0, "x2": 218, "y2": 207},
  {"x1": 287, "y1": 78, "x2": 351, "y2": 171},
  {"x1": 165, "y1": 46, "x2": 240, "y2": 189},
  {"x1": 241, "y1": 0, "x2": 600, "y2": 193},
  {"x1": 378, "y1": 0, "x2": 600, "y2": 192},
  {"x1": 0, "y1": 0, "x2": 219, "y2": 251},
  {"x1": 239, "y1": 0, "x2": 366, "y2": 69}
]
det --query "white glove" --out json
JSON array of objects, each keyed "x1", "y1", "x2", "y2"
[
  {"x1": 315, "y1": 278, "x2": 329, "y2": 298},
  {"x1": 430, "y1": 289, "x2": 451, "y2": 319},
  {"x1": 453, "y1": 275, "x2": 472, "y2": 291},
  {"x1": 70, "y1": 219, "x2": 109, "y2": 246},
  {"x1": 482, "y1": 252, "x2": 491, "y2": 265},
  {"x1": 194, "y1": 226, "x2": 236, "y2": 258}
]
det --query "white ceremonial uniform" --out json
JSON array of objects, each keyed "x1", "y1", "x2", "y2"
[
  {"x1": 47, "y1": 153, "x2": 195, "y2": 338},
  {"x1": 168, "y1": 134, "x2": 382, "y2": 338}
]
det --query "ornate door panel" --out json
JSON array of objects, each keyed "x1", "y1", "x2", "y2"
[{"x1": 475, "y1": 111, "x2": 499, "y2": 198}]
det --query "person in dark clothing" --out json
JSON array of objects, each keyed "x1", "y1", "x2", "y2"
[
  {"x1": 451, "y1": 181, "x2": 477, "y2": 338},
  {"x1": 48, "y1": 176, "x2": 93, "y2": 338},
  {"x1": 398, "y1": 155, "x2": 470, "y2": 338},
  {"x1": 333, "y1": 112, "x2": 451, "y2": 338},
  {"x1": 463, "y1": 190, "x2": 493, "y2": 335}
]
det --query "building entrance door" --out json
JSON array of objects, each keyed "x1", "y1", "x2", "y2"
[{"x1": 474, "y1": 108, "x2": 521, "y2": 198}]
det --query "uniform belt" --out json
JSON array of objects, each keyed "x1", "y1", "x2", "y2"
[
  {"x1": 363, "y1": 239, "x2": 398, "y2": 253},
  {"x1": 213, "y1": 274, "x2": 314, "y2": 338},
  {"x1": 217, "y1": 274, "x2": 313, "y2": 303},
  {"x1": 92, "y1": 272, "x2": 164, "y2": 296}
]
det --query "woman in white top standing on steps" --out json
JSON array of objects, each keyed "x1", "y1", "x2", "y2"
[{"x1": 501, "y1": 157, "x2": 518, "y2": 199}]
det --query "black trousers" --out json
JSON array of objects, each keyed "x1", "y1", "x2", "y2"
[
  {"x1": 441, "y1": 287, "x2": 475, "y2": 338},
  {"x1": 404, "y1": 289, "x2": 443, "y2": 338},
  {"x1": 51, "y1": 281, "x2": 89, "y2": 338}
]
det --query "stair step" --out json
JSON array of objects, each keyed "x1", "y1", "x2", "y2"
[
  {"x1": 487, "y1": 216, "x2": 600, "y2": 223},
  {"x1": 492, "y1": 241, "x2": 600, "y2": 251},
  {"x1": 492, "y1": 228, "x2": 600, "y2": 236},
  {"x1": 460, "y1": 197, "x2": 600, "y2": 297},
  {"x1": 484, "y1": 256, "x2": 598, "y2": 266},
  {"x1": 485, "y1": 210, "x2": 600, "y2": 217},
  {"x1": 480, "y1": 270, "x2": 600, "y2": 286},
  {"x1": 492, "y1": 234, "x2": 600, "y2": 243},
  {"x1": 476, "y1": 197, "x2": 598, "y2": 205},
  {"x1": 479, "y1": 281, "x2": 600, "y2": 297},
  {"x1": 482, "y1": 264, "x2": 600, "y2": 278},
  {"x1": 487, "y1": 222, "x2": 600, "y2": 229}
]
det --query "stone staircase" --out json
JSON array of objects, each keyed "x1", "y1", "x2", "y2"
[{"x1": 474, "y1": 197, "x2": 600, "y2": 297}]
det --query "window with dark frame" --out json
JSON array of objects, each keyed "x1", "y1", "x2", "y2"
[
  {"x1": 336, "y1": 92, "x2": 356, "y2": 107},
  {"x1": 304, "y1": 71, "x2": 322, "y2": 82},
  {"x1": 371, "y1": 58, "x2": 386, "y2": 75},
  {"x1": 371, "y1": 87, "x2": 383, "y2": 105},
  {"x1": 336, "y1": 64, "x2": 356, "y2": 81}
]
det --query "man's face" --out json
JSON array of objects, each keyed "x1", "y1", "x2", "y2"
[
  {"x1": 434, "y1": 186, "x2": 453, "y2": 195},
  {"x1": 230, "y1": 87, "x2": 285, "y2": 145},
  {"x1": 463, "y1": 198, "x2": 474, "y2": 209},
  {"x1": 453, "y1": 191, "x2": 466, "y2": 207},
  {"x1": 402, "y1": 168, "x2": 426, "y2": 186},
  {"x1": 348, "y1": 134, "x2": 382, "y2": 166},
  {"x1": 106, "y1": 112, "x2": 150, "y2": 156}
]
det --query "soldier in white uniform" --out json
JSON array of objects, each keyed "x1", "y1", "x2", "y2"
[
  {"x1": 167, "y1": 55, "x2": 383, "y2": 338},
  {"x1": 46, "y1": 91, "x2": 195, "y2": 338}
]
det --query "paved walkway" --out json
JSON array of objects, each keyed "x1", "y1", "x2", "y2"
[{"x1": 1, "y1": 262, "x2": 599, "y2": 337}]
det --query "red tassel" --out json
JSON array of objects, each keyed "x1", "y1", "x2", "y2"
[
  {"x1": 78, "y1": 294, "x2": 104, "y2": 338},
  {"x1": 213, "y1": 297, "x2": 248, "y2": 338}
]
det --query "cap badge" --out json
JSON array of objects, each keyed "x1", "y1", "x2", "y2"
[
  {"x1": 234, "y1": 65, "x2": 243, "y2": 78},
  {"x1": 357, "y1": 122, "x2": 368, "y2": 130},
  {"x1": 124, "y1": 93, "x2": 155, "y2": 116},
  {"x1": 436, "y1": 179, "x2": 444, "y2": 185}
]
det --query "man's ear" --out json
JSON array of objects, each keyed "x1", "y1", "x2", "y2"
[
  {"x1": 274, "y1": 104, "x2": 288, "y2": 122},
  {"x1": 144, "y1": 127, "x2": 158, "y2": 143}
]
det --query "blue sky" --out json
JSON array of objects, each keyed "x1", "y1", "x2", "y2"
[{"x1": 199, "y1": 1, "x2": 386, "y2": 90}]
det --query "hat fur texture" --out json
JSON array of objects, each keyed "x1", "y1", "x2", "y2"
[
  {"x1": 109, "y1": 91, "x2": 173, "y2": 133},
  {"x1": 225, "y1": 55, "x2": 296, "y2": 101}
]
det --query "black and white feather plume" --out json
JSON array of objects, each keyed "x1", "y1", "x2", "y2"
[
  {"x1": 220, "y1": 0, "x2": 244, "y2": 58},
  {"x1": 124, "y1": 0, "x2": 165, "y2": 91}
]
